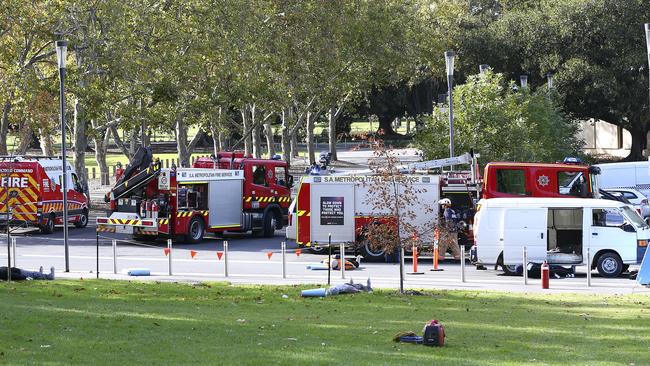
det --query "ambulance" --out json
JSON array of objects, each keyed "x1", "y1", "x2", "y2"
[{"x1": 0, "y1": 156, "x2": 89, "y2": 233}]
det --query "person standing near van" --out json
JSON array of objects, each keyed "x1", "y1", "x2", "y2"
[{"x1": 438, "y1": 198, "x2": 462, "y2": 261}]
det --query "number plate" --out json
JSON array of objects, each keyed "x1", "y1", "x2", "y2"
[{"x1": 115, "y1": 225, "x2": 133, "y2": 234}]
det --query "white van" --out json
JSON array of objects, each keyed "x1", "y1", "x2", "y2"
[
  {"x1": 285, "y1": 198, "x2": 297, "y2": 241},
  {"x1": 595, "y1": 161, "x2": 650, "y2": 197},
  {"x1": 474, "y1": 197, "x2": 649, "y2": 277}
]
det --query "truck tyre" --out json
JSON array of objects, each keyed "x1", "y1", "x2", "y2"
[
  {"x1": 40, "y1": 213, "x2": 56, "y2": 234},
  {"x1": 185, "y1": 216, "x2": 204, "y2": 244},
  {"x1": 596, "y1": 252, "x2": 623, "y2": 278},
  {"x1": 309, "y1": 245, "x2": 327, "y2": 254},
  {"x1": 262, "y1": 211, "x2": 277, "y2": 238},
  {"x1": 359, "y1": 239, "x2": 385, "y2": 262},
  {"x1": 74, "y1": 209, "x2": 89, "y2": 228}
]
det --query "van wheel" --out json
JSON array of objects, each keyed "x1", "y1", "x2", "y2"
[
  {"x1": 596, "y1": 252, "x2": 623, "y2": 278},
  {"x1": 40, "y1": 213, "x2": 56, "y2": 234},
  {"x1": 359, "y1": 239, "x2": 385, "y2": 262},
  {"x1": 502, "y1": 264, "x2": 520, "y2": 276},
  {"x1": 74, "y1": 209, "x2": 88, "y2": 228},
  {"x1": 184, "y1": 217, "x2": 204, "y2": 244},
  {"x1": 262, "y1": 212, "x2": 276, "y2": 238}
]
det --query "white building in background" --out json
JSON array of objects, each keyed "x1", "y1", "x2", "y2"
[{"x1": 579, "y1": 119, "x2": 631, "y2": 159}]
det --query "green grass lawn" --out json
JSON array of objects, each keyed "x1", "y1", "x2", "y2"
[{"x1": 1, "y1": 280, "x2": 648, "y2": 365}]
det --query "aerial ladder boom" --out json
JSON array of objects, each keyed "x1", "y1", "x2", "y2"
[{"x1": 110, "y1": 161, "x2": 161, "y2": 200}]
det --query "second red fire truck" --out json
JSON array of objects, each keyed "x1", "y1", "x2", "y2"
[{"x1": 97, "y1": 149, "x2": 293, "y2": 242}]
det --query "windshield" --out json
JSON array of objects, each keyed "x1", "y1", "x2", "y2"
[{"x1": 621, "y1": 206, "x2": 647, "y2": 228}]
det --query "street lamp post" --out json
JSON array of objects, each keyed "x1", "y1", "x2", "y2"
[
  {"x1": 644, "y1": 23, "x2": 650, "y2": 115},
  {"x1": 445, "y1": 51, "x2": 456, "y2": 160},
  {"x1": 520, "y1": 75, "x2": 528, "y2": 89},
  {"x1": 479, "y1": 64, "x2": 489, "y2": 74},
  {"x1": 546, "y1": 72, "x2": 554, "y2": 89},
  {"x1": 56, "y1": 40, "x2": 70, "y2": 273}
]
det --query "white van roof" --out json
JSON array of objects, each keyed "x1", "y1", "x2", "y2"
[
  {"x1": 595, "y1": 161, "x2": 648, "y2": 170},
  {"x1": 479, "y1": 197, "x2": 625, "y2": 209}
]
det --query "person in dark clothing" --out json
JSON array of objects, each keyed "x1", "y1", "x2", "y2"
[{"x1": 0, "y1": 266, "x2": 54, "y2": 280}]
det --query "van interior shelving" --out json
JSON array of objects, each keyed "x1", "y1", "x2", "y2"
[{"x1": 547, "y1": 208, "x2": 583, "y2": 264}]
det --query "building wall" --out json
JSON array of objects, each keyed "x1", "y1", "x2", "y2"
[{"x1": 579, "y1": 119, "x2": 632, "y2": 158}]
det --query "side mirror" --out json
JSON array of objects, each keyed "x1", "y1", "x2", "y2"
[
  {"x1": 622, "y1": 223, "x2": 636, "y2": 233},
  {"x1": 288, "y1": 175, "x2": 294, "y2": 188}
]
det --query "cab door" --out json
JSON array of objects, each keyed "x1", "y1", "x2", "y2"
[{"x1": 503, "y1": 208, "x2": 548, "y2": 264}]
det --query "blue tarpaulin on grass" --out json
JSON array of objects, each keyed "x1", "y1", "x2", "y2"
[{"x1": 637, "y1": 250, "x2": 650, "y2": 286}]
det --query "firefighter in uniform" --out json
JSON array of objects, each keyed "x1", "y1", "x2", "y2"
[{"x1": 437, "y1": 198, "x2": 462, "y2": 261}]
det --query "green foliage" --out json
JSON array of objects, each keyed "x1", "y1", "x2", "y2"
[{"x1": 415, "y1": 71, "x2": 583, "y2": 163}]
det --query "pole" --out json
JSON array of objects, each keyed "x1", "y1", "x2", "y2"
[
  {"x1": 167, "y1": 238, "x2": 172, "y2": 276},
  {"x1": 587, "y1": 247, "x2": 591, "y2": 287},
  {"x1": 11, "y1": 237, "x2": 16, "y2": 268},
  {"x1": 112, "y1": 239, "x2": 117, "y2": 274},
  {"x1": 523, "y1": 246, "x2": 528, "y2": 285},
  {"x1": 327, "y1": 233, "x2": 331, "y2": 286},
  {"x1": 6, "y1": 188, "x2": 10, "y2": 282},
  {"x1": 460, "y1": 245, "x2": 466, "y2": 283},
  {"x1": 95, "y1": 233, "x2": 99, "y2": 279},
  {"x1": 448, "y1": 74, "x2": 455, "y2": 161},
  {"x1": 281, "y1": 241, "x2": 286, "y2": 279},
  {"x1": 340, "y1": 243, "x2": 345, "y2": 279},
  {"x1": 224, "y1": 240, "x2": 229, "y2": 277},
  {"x1": 59, "y1": 66, "x2": 70, "y2": 273},
  {"x1": 400, "y1": 246, "x2": 405, "y2": 288}
]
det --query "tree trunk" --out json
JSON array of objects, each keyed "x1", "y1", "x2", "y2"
[
  {"x1": 251, "y1": 104, "x2": 262, "y2": 158},
  {"x1": 264, "y1": 119, "x2": 275, "y2": 158},
  {"x1": 328, "y1": 106, "x2": 338, "y2": 161},
  {"x1": 0, "y1": 100, "x2": 12, "y2": 155},
  {"x1": 15, "y1": 123, "x2": 32, "y2": 155},
  {"x1": 210, "y1": 107, "x2": 224, "y2": 156},
  {"x1": 241, "y1": 106, "x2": 252, "y2": 156},
  {"x1": 93, "y1": 116, "x2": 111, "y2": 185},
  {"x1": 39, "y1": 126, "x2": 54, "y2": 156},
  {"x1": 281, "y1": 109, "x2": 291, "y2": 164},
  {"x1": 625, "y1": 124, "x2": 648, "y2": 161},
  {"x1": 73, "y1": 96, "x2": 88, "y2": 190},
  {"x1": 291, "y1": 132, "x2": 299, "y2": 158},
  {"x1": 406, "y1": 118, "x2": 410, "y2": 134},
  {"x1": 176, "y1": 114, "x2": 191, "y2": 167},
  {"x1": 306, "y1": 111, "x2": 315, "y2": 164}
]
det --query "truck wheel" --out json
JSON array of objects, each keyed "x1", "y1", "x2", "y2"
[
  {"x1": 309, "y1": 245, "x2": 327, "y2": 254},
  {"x1": 74, "y1": 209, "x2": 89, "y2": 228},
  {"x1": 262, "y1": 212, "x2": 277, "y2": 238},
  {"x1": 596, "y1": 252, "x2": 623, "y2": 278},
  {"x1": 185, "y1": 217, "x2": 204, "y2": 244},
  {"x1": 359, "y1": 239, "x2": 385, "y2": 262},
  {"x1": 40, "y1": 213, "x2": 56, "y2": 234}
]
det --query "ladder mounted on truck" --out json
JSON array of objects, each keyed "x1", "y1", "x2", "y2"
[
  {"x1": 110, "y1": 161, "x2": 161, "y2": 200},
  {"x1": 407, "y1": 152, "x2": 474, "y2": 171}
]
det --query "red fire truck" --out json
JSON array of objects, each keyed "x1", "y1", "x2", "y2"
[
  {"x1": 0, "y1": 156, "x2": 89, "y2": 233},
  {"x1": 482, "y1": 160, "x2": 599, "y2": 199},
  {"x1": 97, "y1": 149, "x2": 293, "y2": 242},
  {"x1": 288, "y1": 153, "x2": 481, "y2": 260}
]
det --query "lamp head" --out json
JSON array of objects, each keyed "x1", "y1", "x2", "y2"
[
  {"x1": 55, "y1": 40, "x2": 67, "y2": 69},
  {"x1": 520, "y1": 75, "x2": 528, "y2": 89},
  {"x1": 444, "y1": 51, "x2": 456, "y2": 77}
]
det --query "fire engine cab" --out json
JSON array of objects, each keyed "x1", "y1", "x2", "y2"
[
  {"x1": 97, "y1": 149, "x2": 292, "y2": 242},
  {"x1": 0, "y1": 156, "x2": 89, "y2": 233}
]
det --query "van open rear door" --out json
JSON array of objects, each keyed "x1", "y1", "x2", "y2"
[{"x1": 503, "y1": 208, "x2": 547, "y2": 264}]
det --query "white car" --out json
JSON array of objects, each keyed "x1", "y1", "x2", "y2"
[{"x1": 603, "y1": 188, "x2": 650, "y2": 220}]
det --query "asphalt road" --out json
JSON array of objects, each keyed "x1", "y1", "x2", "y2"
[{"x1": 1, "y1": 216, "x2": 649, "y2": 295}]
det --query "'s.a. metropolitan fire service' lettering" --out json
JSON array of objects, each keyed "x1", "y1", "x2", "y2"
[{"x1": 321, "y1": 176, "x2": 423, "y2": 184}]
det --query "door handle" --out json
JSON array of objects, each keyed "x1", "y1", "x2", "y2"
[
  {"x1": 592, "y1": 232, "x2": 598, "y2": 236},
  {"x1": 540, "y1": 233, "x2": 544, "y2": 239}
]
